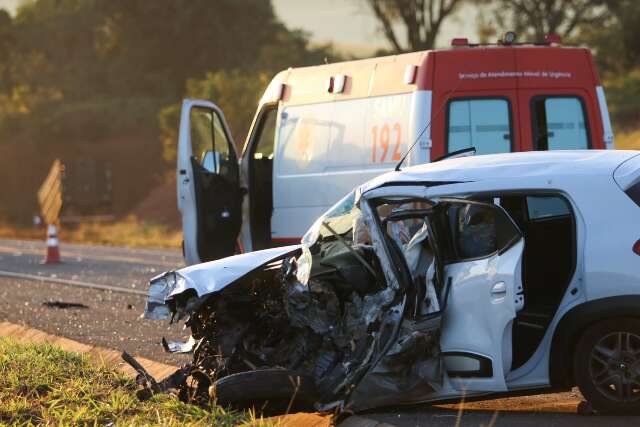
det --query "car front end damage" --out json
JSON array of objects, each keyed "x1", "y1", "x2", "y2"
[{"x1": 133, "y1": 191, "x2": 443, "y2": 414}]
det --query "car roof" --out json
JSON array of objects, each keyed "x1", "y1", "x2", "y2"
[{"x1": 361, "y1": 150, "x2": 640, "y2": 193}]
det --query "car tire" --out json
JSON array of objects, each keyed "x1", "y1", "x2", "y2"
[
  {"x1": 212, "y1": 368, "x2": 318, "y2": 415},
  {"x1": 574, "y1": 317, "x2": 640, "y2": 414}
]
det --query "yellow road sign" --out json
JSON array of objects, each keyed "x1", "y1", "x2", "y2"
[{"x1": 37, "y1": 159, "x2": 63, "y2": 225}]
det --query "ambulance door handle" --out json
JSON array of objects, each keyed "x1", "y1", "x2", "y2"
[{"x1": 179, "y1": 169, "x2": 190, "y2": 184}]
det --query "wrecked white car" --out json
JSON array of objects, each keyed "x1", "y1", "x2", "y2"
[{"x1": 140, "y1": 150, "x2": 640, "y2": 415}]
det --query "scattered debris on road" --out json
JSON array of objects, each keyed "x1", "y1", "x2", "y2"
[{"x1": 42, "y1": 301, "x2": 89, "y2": 309}]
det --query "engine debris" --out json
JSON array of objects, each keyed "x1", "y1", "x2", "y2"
[{"x1": 137, "y1": 192, "x2": 443, "y2": 414}]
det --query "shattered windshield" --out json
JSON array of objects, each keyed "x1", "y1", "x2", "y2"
[
  {"x1": 301, "y1": 190, "x2": 361, "y2": 246},
  {"x1": 296, "y1": 190, "x2": 370, "y2": 285}
]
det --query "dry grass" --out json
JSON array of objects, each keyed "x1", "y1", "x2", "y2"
[
  {"x1": 615, "y1": 129, "x2": 640, "y2": 150},
  {"x1": 0, "y1": 338, "x2": 259, "y2": 426},
  {"x1": 0, "y1": 216, "x2": 182, "y2": 249}
]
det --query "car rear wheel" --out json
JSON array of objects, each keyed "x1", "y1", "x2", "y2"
[{"x1": 574, "y1": 318, "x2": 640, "y2": 414}]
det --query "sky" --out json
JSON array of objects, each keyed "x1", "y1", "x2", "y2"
[
  {"x1": 0, "y1": 0, "x2": 478, "y2": 54},
  {"x1": 272, "y1": 0, "x2": 478, "y2": 53}
]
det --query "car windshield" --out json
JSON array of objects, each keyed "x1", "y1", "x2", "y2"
[{"x1": 301, "y1": 190, "x2": 363, "y2": 247}]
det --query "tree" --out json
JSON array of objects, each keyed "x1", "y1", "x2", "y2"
[
  {"x1": 0, "y1": 0, "x2": 338, "y2": 221},
  {"x1": 159, "y1": 70, "x2": 271, "y2": 162},
  {"x1": 479, "y1": 0, "x2": 608, "y2": 42},
  {"x1": 580, "y1": 0, "x2": 640, "y2": 73},
  {"x1": 364, "y1": 0, "x2": 465, "y2": 52}
]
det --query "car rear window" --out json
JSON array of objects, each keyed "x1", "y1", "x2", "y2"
[
  {"x1": 526, "y1": 196, "x2": 571, "y2": 220},
  {"x1": 625, "y1": 181, "x2": 640, "y2": 207}
]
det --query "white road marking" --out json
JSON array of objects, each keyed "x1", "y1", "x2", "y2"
[{"x1": 0, "y1": 270, "x2": 147, "y2": 296}]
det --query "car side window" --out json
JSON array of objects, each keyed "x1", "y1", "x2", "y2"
[
  {"x1": 189, "y1": 107, "x2": 238, "y2": 184},
  {"x1": 526, "y1": 196, "x2": 571, "y2": 220},
  {"x1": 447, "y1": 98, "x2": 512, "y2": 155},
  {"x1": 447, "y1": 202, "x2": 520, "y2": 261},
  {"x1": 531, "y1": 96, "x2": 590, "y2": 150}
]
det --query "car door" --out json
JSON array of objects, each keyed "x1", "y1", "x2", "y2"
[
  {"x1": 432, "y1": 199, "x2": 524, "y2": 392},
  {"x1": 178, "y1": 99, "x2": 242, "y2": 265}
]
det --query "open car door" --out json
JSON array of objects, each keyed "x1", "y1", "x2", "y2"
[
  {"x1": 431, "y1": 199, "x2": 525, "y2": 392},
  {"x1": 178, "y1": 99, "x2": 242, "y2": 265}
]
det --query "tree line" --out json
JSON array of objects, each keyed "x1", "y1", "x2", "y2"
[
  {"x1": 0, "y1": 0, "x2": 638, "y2": 222},
  {"x1": 366, "y1": 0, "x2": 640, "y2": 124}
]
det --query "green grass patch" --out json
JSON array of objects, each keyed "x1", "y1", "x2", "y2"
[{"x1": 0, "y1": 338, "x2": 255, "y2": 426}]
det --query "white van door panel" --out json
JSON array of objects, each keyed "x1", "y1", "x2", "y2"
[
  {"x1": 272, "y1": 102, "x2": 332, "y2": 242},
  {"x1": 441, "y1": 238, "x2": 524, "y2": 391},
  {"x1": 272, "y1": 93, "x2": 417, "y2": 243},
  {"x1": 178, "y1": 99, "x2": 241, "y2": 265}
]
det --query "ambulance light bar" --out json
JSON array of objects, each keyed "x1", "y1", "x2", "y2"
[
  {"x1": 451, "y1": 38, "x2": 469, "y2": 47},
  {"x1": 327, "y1": 74, "x2": 348, "y2": 94},
  {"x1": 544, "y1": 34, "x2": 562, "y2": 44}
]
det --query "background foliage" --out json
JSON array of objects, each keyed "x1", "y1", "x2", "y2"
[
  {"x1": 1, "y1": 0, "x2": 640, "y2": 225},
  {"x1": 0, "y1": 0, "x2": 335, "y2": 222}
]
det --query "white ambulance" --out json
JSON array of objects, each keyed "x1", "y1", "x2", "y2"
[{"x1": 177, "y1": 35, "x2": 613, "y2": 264}]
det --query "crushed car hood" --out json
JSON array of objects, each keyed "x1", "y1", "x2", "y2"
[
  {"x1": 144, "y1": 245, "x2": 301, "y2": 320},
  {"x1": 172, "y1": 245, "x2": 301, "y2": 296}
]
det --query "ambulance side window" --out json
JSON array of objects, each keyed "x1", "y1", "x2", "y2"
[
  {"x1": 252, "y1": 107, "x2": 277, "y2": 160},
  {"x1": 447, "y1": 98, "x2": 512, "y2": 155},
  {"x1": 531, "y1": 96, "x2": 590, "y2": 150},
  {"x1": 190, "y1": 107, "x2": 238, "y2": 184}
]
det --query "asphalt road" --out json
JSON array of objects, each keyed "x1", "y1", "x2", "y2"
[
  {"x1": 0, "y1": 237, "x2": 183, "y2": 293},
  {"x1": 0, "y1": 238, "x2": 639, "y2": 426},
  {"x1": 0, "y1": 238, "x2": 188, "y2": 365}
]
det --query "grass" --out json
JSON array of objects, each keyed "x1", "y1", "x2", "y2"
[
  {"x1": 0, "y1": 217, "x2": 182, "y2": 249},
  {"x1": 0, "y1": 338, "x2": 259, "y2": 426},
  {"x1": 64, "y1": 217, "x2": 182, "y2": 249}
]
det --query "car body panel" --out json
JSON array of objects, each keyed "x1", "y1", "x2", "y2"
[{"x1": 441, "y1": 239, "x2": 525, "y2": 392}]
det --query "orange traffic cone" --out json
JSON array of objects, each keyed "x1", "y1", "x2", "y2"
[{"x1": 43, "y1": 224, "x2": 61, "y2": 264}]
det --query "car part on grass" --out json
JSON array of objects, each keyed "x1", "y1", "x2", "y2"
[{"x1": 121, "y1": 351, "x2": 192, "y2": 400}]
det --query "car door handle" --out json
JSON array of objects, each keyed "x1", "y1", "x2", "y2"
[{"x1": 491, "y1": 282, "x2": 507, "y2": 295}]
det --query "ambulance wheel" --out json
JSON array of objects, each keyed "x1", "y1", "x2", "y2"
[{"x1": 574, "y1": 318, "x2": 640, "y2": 414}]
